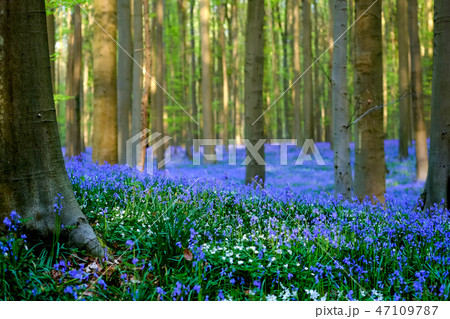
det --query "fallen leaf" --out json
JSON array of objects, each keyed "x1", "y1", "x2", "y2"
[{"x1": 183, "y1": 248, "x2": 193, "y2": 261}]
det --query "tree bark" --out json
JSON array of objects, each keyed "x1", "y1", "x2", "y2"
[
  {"x1": 190, "y1": 0, "x2": 199, "y2": 152},
  {"x1": 218, "y1": 3, "x2": 229, "y2": 151},
  {"x1": 131, "y1": 0, "x2": 143, "y2": 167},
  {"x1": 408, "y1": 0, "x2": 428, "y2": 182},
  {"x1": 354, "y1": 0, "x2": 385, "y2": 202},
  {"x1": 230, "y1": 0, "x2": 242, "y2": 144},
  {"x1": 117, "y1": 0, "x2": 133, "y2": 165},
  {"x1": 332, "y1": 0, "x2": 352, "y2": 199},
  {"x1": 200, "y1": 0, "x2": 216, "y2": 162},
  {"x1": 154, "y1": 0, "x2": 166, "y2": 169},
  {"x1": 66, "y1": 6, "x2": 82, "y2": 158},
  {"x1": 292, "y1": 0, "x2": 302, "y2": 144},
  {"x1": 46, "y1": 3, "x2": 56, "y2": 92},
  {"x1": 244, "y1": 0, "x2": 265, "y2": 186},
  {"x1": 303, "y1": 0, "x2": 314, "y2": 139},
  {"x1": 423, "y1": 0, "x2": 450, "y2": 208},
  {"x1": 0, "y1": 0, "x2": 103, "y2": 257},
  {"x1": 397, "y1": 0, "x2": 412, "y2": 160},
  {"x1": 93, "y1": 0, "x2": 118, "y2": 164},
  {"x1": 138, "y1": 0, "x2": 152, "y2": 170}
]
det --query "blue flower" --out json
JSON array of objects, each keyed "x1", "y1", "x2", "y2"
[
  {"x1": 230, "y1": 278, "x2": 236, "y2": 285},
  {"x1": 287, "y1": 273, "x2": 294, "y2": 280},
  {"x1": 132, "y1": 258, "x2": 139, "y2": 265},
  {"x1": 193, "y1": 285, "x2": 201, "y2": 293},
  {"x1": 176, "y1": 241, "x2": 182, "y2": 248},
  {"x1": 156, "y1": 287, "x2": 166, "y2": 295},
  {"x1": 3, "y1": 217, "x2": 11, "y2": 228},
  {"x1": 347, "y1": 290, "x2": 354, "y2": 301}
]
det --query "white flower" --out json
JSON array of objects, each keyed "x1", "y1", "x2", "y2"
[
  {"x1": 320, "y1": 293, "x2": 327, "y2": 301},
  {"x1": 305, "y1": 289, "x2": 320, "y2": 301},
  {"x1": 275, "y1": 249, "x2": 282, "y2": 254},
  {"x1": 266, "y1": 294, "x2": 277, "y2": 301},
  {"x1": 249, "y1": 259, "x2": 253, "y2": 263},
  {"x1": 238, "y1": 260, "x2": 244, "y2": 265},
  {"x1": 229, "y1": 258, "x2": 234, "y2": 264}
]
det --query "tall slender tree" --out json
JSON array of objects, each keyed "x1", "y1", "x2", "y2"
[
  {"x1": 0, "y1": 0, "x2": 103, "y2": 256},
  {"x1": 332, "y1": 0, "x2": 352, "y2": 199},
  {"x1": 93, "y1": 0, "x2": 118, "y2": 164},
  {"x1": 218, "y1": 2, "x2": 229, "y2": 151},
  {"x1": 244, "y1": 0, "x2": 265, "y2": 185},
  {"x1": 292, "y1": 0, "x2": 302, "y2": 144},
  {"x1": 200, "y1": 0, "x2": 216, "y2": 162},
  {"x1": 303, "y1": 0, "x2": 314, "y2": 139},
  {"x1": 408, "y1": 0, "x2": 428, "y2": 182},
  {"x1": 354, "y1": 0, "x2": 385, "y2": 202},
  {"x1": 190, "y1": 0, "x2": 199, "y2": 152},
  {"x1": 131, "y1": 0, "x2": 143, "y2": 166},
  {"x1": 422, "y1": 0, "x2": 450, "y2": 208},
  {"x1": 397, "y1": 0, "x2": 412, "y2": 159},
  {"x1": 117, "y1": 0, "x2": 133, "y2": 165},
  {"x1": 154, "y1": 0, "x2": 166, "y2": 169},
  {"x1": 66, "y1": 6, "x2": 82, "y2": 158}
]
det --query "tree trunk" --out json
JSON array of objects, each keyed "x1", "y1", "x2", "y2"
[
  {"x1": 408, "y1": 0, "x2": 428, "y2": 182},
  {"x1": 303, "y1": 0, "x2": 314, "y2": 139},
  {"x1": 138, "y1": 0, "x2": 152, "y2": 170},
  {"x1": 218, "y1": 3, "x2": 229, "y2": 152},
  {"x1": 190, "y1": 0, "x2": 199, "y2": 152},
  {"x1": 332, "y1": 0, "x2": 352, "y2": 199},
  {"x1": 200, "y1": 0, "x2": 216, "y2": 162},
  {"x1": 131, "y1": 0, "x2": 143, "y2": 167},
  {"x1": 93, "y1": 0, "x2": 118, "y2": 164},
  {"x1": 117, "y1": 0, "x2": 133, "y2": 165},
  {"x1": 422, "y1": 0, "x2": 450, "y2": 209},
  {"x1": 244, "y1": 0, "x2": 265, "y2": 186},
  {"x1": 230, "y1": 0, "x2": 242, "y2": 144},
  {"x1": 154, "y1": 0, "x2": 166, "y2": 169},
  {"x1": 397, "y1": 0, "x2": 412, "y2": 160},
  {"x1": 46, "y1": 3, "x2": 55, "y2": 92},
  {"x1": 0, "y1": 0, "x2": 103, "y2": 257},
  {"x1": 66, "y1": 6, "x2": 82, "y2": 158},
  {"x1": 292, "y1": 0, "x2": 302, "y2": 144},
  {"x1": 268, "y1": 0, "x2": 282, "y2": 140},
  {"x1": 354, "y1": 0, "x2": 385, "y2": 202}
]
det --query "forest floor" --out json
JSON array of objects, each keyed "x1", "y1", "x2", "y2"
[{"x1": 3, "y1": 139, "x2": 448, "y2": 301}]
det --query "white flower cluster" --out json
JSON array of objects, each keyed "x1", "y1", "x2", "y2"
[{"x1": 305, "y1": 289, "x2": 327, "y2": 301}]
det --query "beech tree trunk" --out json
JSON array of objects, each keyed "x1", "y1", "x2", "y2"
[
  {"x1": 244, "y1": 0, "x2": 265, "y2": 185},
  {"x1": 408, "y1": 0, "x2": 428, "y2": 182},
  {"x1": 131, "y1": 0, "x2": 143, "y2": 166},
  {"x1": 332, "y1": 0, "x2": 352, "y2": 199},
  {"x1": 93, "y1": 0, "x2": 118, "y2": 164},
  {"x1": 218, "y1": 3, "x2": 229, "y2": 151},
  {"x1": 292, "y1": 0, "x2": 302, "y2": 144},
  {"x1": 200, "y1": 0, "x2": 216, "y2": 162},
  {"x1": 66, "y1": 6, "x2": 82, "y2": 158},
  {"x1": 303, "y1": 0, "x2": 314, "y2": 139},
  {"x1": 354, "y1": 0, "x2": 386, "y2": 202},
  {"x1": 0, "y1": 0, "x2": 103, "y2": 257},
  {"x1": 422, "y1": 0, "x2": 450, "y2": 209},
  {"x1": 117, "y1": 0, "x2": 133, "y2": 165},
  {"x1": 154, "y1": 0, "x2": 166, "y2": 169},
  {"x1": 397, "y1": 0, "x2": 412, "y2": 160}
]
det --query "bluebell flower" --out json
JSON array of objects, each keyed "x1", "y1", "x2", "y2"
[
  {"x1": 132, "y1": 258, "x2": 139, "y2": 265},
  {"x1": 347, "y1": 290, "x2": 354, "y2": 301},
  {"x1": 193, "y1": 285, "x2": 201, "y2": 293},
  {"x1": 156, "y1": 287, "x2": 166, "y2": 295}
]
